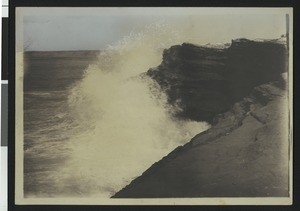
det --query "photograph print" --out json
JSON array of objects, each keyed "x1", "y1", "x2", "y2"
[{"x1": 15, "y1": 7, "x2": 293, "y2": 205}]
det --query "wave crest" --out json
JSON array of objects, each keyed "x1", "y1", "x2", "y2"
[{"x1": 60, "y1": 22, "x2": 210, "y2": 197}]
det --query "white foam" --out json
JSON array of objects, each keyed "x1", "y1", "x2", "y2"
[{"x1": 60, "y1": 22, "x2": 210, "y2": 197}]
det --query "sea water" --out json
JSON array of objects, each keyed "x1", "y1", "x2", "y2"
[{"x1": 23, "y1": 22, "x2": 210, "y2": 198}]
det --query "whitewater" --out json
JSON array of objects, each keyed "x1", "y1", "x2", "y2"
[{"x1": 21, "y1": 22, "x2": 210, "y2": 198}]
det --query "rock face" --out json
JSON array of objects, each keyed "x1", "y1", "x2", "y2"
[
  {"x1": 147, "y1": 39, "x2": 287, "y2": 123},
  {"x1": 113, "y1": 39, "x2": 290, "y2": 198},
  {"x1": 113, "y1": 79, "x2": 290, "y2": 198}
]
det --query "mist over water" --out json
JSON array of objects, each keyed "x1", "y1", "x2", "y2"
[{"x1": 22, "y1": 22, "x2": 210, "y2": 198}]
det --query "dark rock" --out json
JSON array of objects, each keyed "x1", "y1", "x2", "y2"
[
  {"x1": 112, "y1": 39, "x2": 289, "y2": 198},
  {"x1": 113, "y1": 81, "x2": 289, "y2": 198},
  {"x1": 147, "y1": 39, "x2": 287, "y2": 123}
]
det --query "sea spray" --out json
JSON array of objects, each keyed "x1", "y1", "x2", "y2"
[
  {"x1": 23, "y1": 22, "x2": 210, "y2": 198},
  {"x1": 60, "y1": 22, "x2": 210, "y2": 197}
]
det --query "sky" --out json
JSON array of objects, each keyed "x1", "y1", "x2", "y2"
[{"x1": 16, "y1": 7, "x2": 291, "y2": 51}]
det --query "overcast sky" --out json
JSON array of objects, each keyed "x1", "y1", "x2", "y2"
[{"x1": 16, "y1": 7, "x2": 291, "y2": 51}]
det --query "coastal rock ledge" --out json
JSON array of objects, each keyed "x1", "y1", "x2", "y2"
[
  {"x1": 113, "y1": 39, "x2": 290, "y2": 198},
  {"x1": 148, "y1": 39, "x2": 287, "y2": 123}
]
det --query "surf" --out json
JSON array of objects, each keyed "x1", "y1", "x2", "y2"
[{"x1": 23, "y1": 22, "x2": 211, "y2": 198}]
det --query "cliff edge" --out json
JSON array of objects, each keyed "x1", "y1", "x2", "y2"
[
  {"x1": 147, "y1": 39, "x2": 287, "y2": 123},
  {"x1": 113, "y1": 39, "x2": 290, "y2": 198}
]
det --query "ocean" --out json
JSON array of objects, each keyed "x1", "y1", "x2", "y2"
[
  {"x1": 23, "y1": 51, "x2": 100, "y2": 197},
  {"x1": 22, "y1": 26, "x2": 210, "y2": 198}
]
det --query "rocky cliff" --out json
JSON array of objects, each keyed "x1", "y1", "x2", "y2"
[
  {"x1": 113, "y1": 39, "x2": 290, "y2": 198},
  {"x1": 147, "y1": 39, "x2": 287, "y2": 123}
]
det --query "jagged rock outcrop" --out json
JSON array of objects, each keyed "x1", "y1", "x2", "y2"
[
  {"x1": 113, "y1": 39, "x2": 290, "y2": 198},
  {"x1": 113, "y1": 77, "x2": 290, "y2": 198},
  {"x1": 147, "y1": 39, "x2": 287, "y2": 123}
]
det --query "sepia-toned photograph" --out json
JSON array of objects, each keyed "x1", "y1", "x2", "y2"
[{"x1": 15, "y1": 7, "x2": 293, "y2": 205}]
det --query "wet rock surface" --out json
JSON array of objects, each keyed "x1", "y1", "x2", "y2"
[
  {"x1": 113, "y1": 39, "x2": 290, "y2": 198},
  {"x1": 147, "y1": 39, "x2": 287, "y2": 123},
  {"x1": 113, "y1": 79, "x2": 289, "y2": 198}
]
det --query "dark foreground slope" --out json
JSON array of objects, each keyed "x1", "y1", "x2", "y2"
[
  {"x1": 113, "y1": 79, "x2": 289, "y2": 197},
  {"x1": 113, "y1": 39, "x2": 290, "y2": 198}
]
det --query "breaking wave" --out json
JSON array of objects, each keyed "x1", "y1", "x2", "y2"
[{"x1": 24, "y1": 22, "x2": 210, "y2": 198}]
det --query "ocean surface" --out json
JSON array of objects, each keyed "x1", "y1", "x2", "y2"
[
  {"x1": 24, "y1": 51, "x2": 101, "y2": 197},
  {"x1": 23, "y1": 27, "x2": 210, "y2": 198}
]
